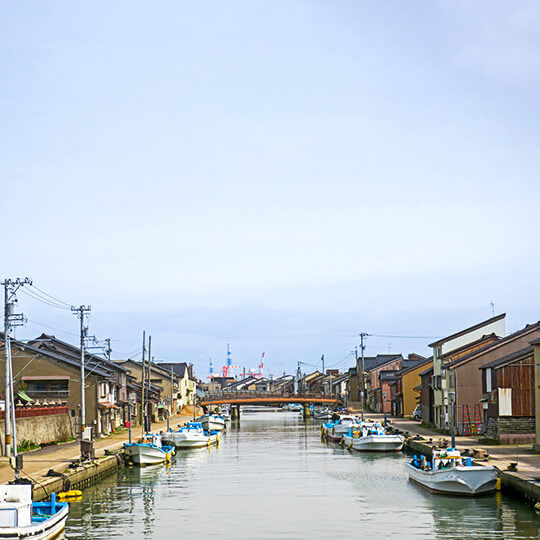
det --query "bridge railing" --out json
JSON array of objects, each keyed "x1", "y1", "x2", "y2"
[{"x1": 201, "y1": 390, "x2": 342, "y2": 402}]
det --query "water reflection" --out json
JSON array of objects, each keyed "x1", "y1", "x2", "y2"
[{"x1": 64, "y1": 411, "x2": 540, "y2": 539}]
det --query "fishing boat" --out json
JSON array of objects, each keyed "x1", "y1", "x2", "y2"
[
  {"x1": 199, "y1": 414, "x2": 226, "y2": 432},
  {"x1": 321, "y1": 415, "x2": 360, "y2": 442},
  {"x1": 342, "y1": 422, "x2": 405, "y2": 452},
  {"x1": 0, "y1": 486, "x2": 69, "y2": 540},
  {"x1": 125, "y1": 433, "x2": 175, "y2": 465},
  {"x1": 166, "y1": 422, "x2": 219, "y2": 449},
  {"x1": 407, "y1": 448, "x2": 498, "y2": 496},
  {"x1": 313, "y1": 407, "x2": 333, "y2": 420}
]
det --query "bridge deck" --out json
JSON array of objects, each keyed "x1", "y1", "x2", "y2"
[{"x1": 200, "y1": 392, "x2": 343, "y2": 406}]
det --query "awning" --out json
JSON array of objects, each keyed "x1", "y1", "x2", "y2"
[
  {"x1": 98, "y1": 401, "x2": 120, "y2": 409},
  {"x1": 17, "y1": 390, "x2": 34, "y2": 403}
]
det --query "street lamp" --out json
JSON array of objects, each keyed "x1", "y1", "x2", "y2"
[{"x1": 448, "y1": 391, "x2": 456, "y2": 449}]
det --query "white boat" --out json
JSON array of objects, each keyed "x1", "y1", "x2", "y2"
[
  {"x1": 342, "y1": 422, "x2": 405, "y2": 452},
  {"x1": 313, "y1": 408, "x2": 333, "y2": 420},
  {"x1": 322, "y1": 415, "x2": 360, "y2": 442},
  {"x1": 168, "y1": 422, "x2": 219, "y2": 449},
  {"x1": 199, "y1": 414, "x2": 226, "y2": 432},
  {"x1": 125, "y1": 433, "x2": 175, "y2": 465},
  {"x1": 0, "y1": 485, "x2": 69, "y2": 540},
  {"x1": 407, "y1": 448, "x2": 498, "y2": 496}
]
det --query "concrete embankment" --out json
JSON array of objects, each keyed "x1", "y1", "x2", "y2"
[
  {"x1": 33, "y1": 453, "x2": 124, "y2": 501},
  {"x1": 0, "y1": 409, "x2": 198, "y2": 501}
]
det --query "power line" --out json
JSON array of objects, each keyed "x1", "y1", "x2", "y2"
[
  {"x1": 18, "y1": 287, "x2": 71, "y2": 311},
  {"x1": 25, "y1": 319, "x2": 80, "y2": 337},
  {"x1": 29, "y1": 284, "x2": 71, "y2": 308},
  {"x1": 369, "y1": 334, "x2": 442, "y2": 339}
]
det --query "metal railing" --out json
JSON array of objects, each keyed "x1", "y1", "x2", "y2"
[{"x1": 202, "y1": 390, "x2": 342, "y2": 402}]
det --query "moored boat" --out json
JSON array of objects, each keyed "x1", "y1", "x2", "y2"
[
  {"x1": 0, "y1": 486, "x2": 68, "y2": 540},
  {"x1": 322, "y1": 415, "x2": 359, "y2": 442},
  {"x1": 199, "y1": 414, "x2": 226, "y2": 432},
  {"x1": 342, "y1": 422, "x2": 405, "y2": 452},
  {"x1": 168, "y1": 422, "x2": 219, "y2": 449},
  {"x1": 407, "y1": 448, "x2": 498, "y2": 496},
  {"x1": 313, "y1": 407, "x2": 333, "y2": 420},
  {"x1": 125, "y1": 433, "x2": 175, "y2": 465}
]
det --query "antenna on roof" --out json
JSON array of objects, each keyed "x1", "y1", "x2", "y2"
[{"x1": 490, "y1": 302, "x2": 495, "y2": 317}]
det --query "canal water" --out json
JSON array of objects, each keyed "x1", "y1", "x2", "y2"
[{"x1": 65, "y1": 411, "x2": 540, "y2": 539}]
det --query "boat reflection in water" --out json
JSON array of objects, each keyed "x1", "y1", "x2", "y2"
[{"x1": 64, "y1": 411, "x2": 540, "y2": 539}]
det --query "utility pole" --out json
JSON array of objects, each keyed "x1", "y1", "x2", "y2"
[
  {"x1": 359, "y1": 333, "x2": 369, "y2": 422},
  {"x1": 2, "y1": 277, "x2": 31, "y2": 477},
  {"x1": 321, "y1": 354, "x2": 325, "y2": 394},
  {"x1": 105, "y1": 338, "x2": 111, "y2": 362},
  {"x1": 145, "y1": 336, "x2": 152, "y2": 433},
  {"x1": 169, "y1": 365, "x2": 174, "y2": 430},
  {"x1": 140, "y1": 331, "x2": 146, "y2": 435},
  {"x1": 71, "y1": 305, "x2": 91, "y2": 442}
]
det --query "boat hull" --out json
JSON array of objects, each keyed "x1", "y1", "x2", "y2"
[
  {"x1": 322, "y1": 424, "x2": 357, "y2": 442},
  {"x1": 173, "y1": 432, "x2": 218, "y2": 448},
  {"x1": 407, "y1": 463, "x2": 498, "y2": 496},
  {"x1": 126, "y1": 444, "x2": 170, "y2": 465},
  {"x1": 0, "y1": 504, "x2": 68, "y2": 540},
  {"x1": 343, "y1": 434, "x2": 404, "y2": 452},
  {"x1": 200, "y1": 416, "x2": 226, "y2": 432}
]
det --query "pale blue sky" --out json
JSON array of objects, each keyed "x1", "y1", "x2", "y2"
[{"x1": 2, "y1": 1, "x2": 539, "y2": 377}]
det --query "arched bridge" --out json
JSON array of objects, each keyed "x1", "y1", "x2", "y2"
[{"x1": 200, "y1": 391, "x2": 344, "y2": 407}]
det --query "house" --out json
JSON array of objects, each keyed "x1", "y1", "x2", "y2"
[
  {"x1": 27, "y1": 334, "x2": 130, "y2": 436},
  {"x1": 158, "y1": 362, "x2": 197, "y2": 407},
  {"x1": 480, "y1": 344, "x2": 536, "y2": 444},
  {"x1": 330, "y1": 373, "x2": 349, "y2": 403},
  {"x1": 533, "y1": 338, "x2": 540, "y2": 452},
  {"x1": 297, "y1": 371, "x2": 322, "y2": 393},
  {"x1": 365, "y1": 355, "x2": 403, "y2": 412},
  {"x1": 395, "y1": 356, "x2": 433, "y2": 418},
  {"x1": 429, "y1": 314, "x2": 506, "y2": 430},
  {"x1": 3, "y1": 336, "x2": 128, "y2": 438},
  {"x1": 445, "y1": 322, "x2": 540, "y2": 435},
  {"x1": 349, "y1": 354, "x2": 403, "y2": 405},
  {"x1": 269, "y1": 375, "x2": 295, "y2": 394},
  {"x1": 419, "y1": 366, "x2": 434, "y2": 425},
  {"x1": 223, "y1": 376, "x2": 259, "y2": 392},
  {"x1": 114, "y1": 359, "x2": 180, "y2": 420},
  {"x1": 377, "y1": 370, "x2": 401, "y2": 414}
]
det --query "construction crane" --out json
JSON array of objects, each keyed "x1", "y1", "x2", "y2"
[{"x1": 220, "y1": 344, "x2": 240, "y2": 378}]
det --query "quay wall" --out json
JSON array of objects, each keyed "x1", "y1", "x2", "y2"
[
  {"x1": 33, "y1": 454, "x2": 123, "y2": 501},
  {"x1": 498, "y1": 470, "x2": 540, "y2": 504}
]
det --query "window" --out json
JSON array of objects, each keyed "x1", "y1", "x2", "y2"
[
  {"x1": 26, "y1": 380, "x2": 68, "y2": 397},
  {"x1": 485, "y1": 369, "x2": 492, "y2": 393}
]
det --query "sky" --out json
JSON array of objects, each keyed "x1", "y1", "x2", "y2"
[{"x1": 1, "y1": 1, "x2": 540, "y2": 379}]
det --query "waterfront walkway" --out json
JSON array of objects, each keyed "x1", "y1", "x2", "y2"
[{"x1": 0, "y1": 410, "x2": 196, "y2": 484}]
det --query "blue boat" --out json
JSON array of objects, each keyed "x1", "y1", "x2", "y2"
[{"x1": 0, "y1": 485, "x2": 68, "y2": 539}]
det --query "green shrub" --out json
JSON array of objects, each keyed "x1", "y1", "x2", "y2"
[{"x1": 18, "y1": 439, "x2": 39, "y2": 452}]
